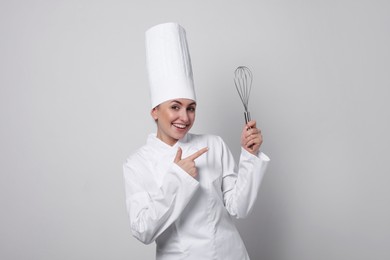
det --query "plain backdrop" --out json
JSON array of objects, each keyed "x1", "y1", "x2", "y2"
[{"x1": 1, "y1": 0, "x2": 389, "y2": 259}]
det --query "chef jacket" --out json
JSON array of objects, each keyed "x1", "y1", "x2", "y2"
[{"x1": 123, "y1": 133, "x2": 270, "y2": 260}]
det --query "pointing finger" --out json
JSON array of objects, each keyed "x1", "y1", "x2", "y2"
[
  {"x1": 245, "y1": 120, "x2": 257, "y2": 130},
  {"x1": 186, "y1": 147, "x2": 209, "y2": 161},
  {"x1": 174, "y1": 147, "x2": 182, "y2": 163}
]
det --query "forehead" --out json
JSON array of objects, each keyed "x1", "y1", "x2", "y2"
[{"x1": 164, "y1": 98, "x2": 196, "y2": 106}]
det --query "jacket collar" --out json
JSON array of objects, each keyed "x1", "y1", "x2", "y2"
[{"x1": 147, "y1": 133, "x2": 190, "y2": 151}]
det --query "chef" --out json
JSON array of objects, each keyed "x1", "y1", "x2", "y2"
[{"x1": 123, "y1": 22, "x2": 270, "y2": 260}]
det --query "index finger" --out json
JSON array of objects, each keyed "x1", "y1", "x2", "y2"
[
  {"x1": 246, "y1": 120, "x2": 257, "y2": 129},
  {"x1": 186, "y1": 147, "x2": 209, "y2": 161}
]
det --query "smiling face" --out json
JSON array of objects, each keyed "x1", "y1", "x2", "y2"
[{"x1": 151, "y1": 98, "x2": 196, "y2": 146}]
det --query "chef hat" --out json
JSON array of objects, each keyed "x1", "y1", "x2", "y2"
[{"x1": 145, "y1": 23, "x2": 196, "y2": 108}]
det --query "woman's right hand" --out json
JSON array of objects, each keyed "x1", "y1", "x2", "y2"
[{"x1": 174, "y1": 147, "x2": 208, "y2": 178}]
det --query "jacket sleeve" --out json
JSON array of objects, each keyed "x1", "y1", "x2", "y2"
[
  {"x1": 123, "y1": 160, "x2": 199, "y2": 244},
  {"x1": 220, "y1": 138, "x2": 270, "y2": 219}
]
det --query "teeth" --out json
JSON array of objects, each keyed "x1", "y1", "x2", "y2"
[{"x1": 173, "y1": 124, "x2": 186, "y2": 129}]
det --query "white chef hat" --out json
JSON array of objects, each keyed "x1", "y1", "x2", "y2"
[{"x1": 145, "y1": 23, "x2": 196, "y2": 108}]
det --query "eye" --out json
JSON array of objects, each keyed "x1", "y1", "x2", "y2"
[
  {"x1": 187, "y1": 106, "x2": 196, "y2": 112},
  {"x1": 171, "y1": 105, "x2": 180, "y2": 110}
]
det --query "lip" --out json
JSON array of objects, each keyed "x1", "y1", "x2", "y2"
[{"x1": 172, "y1": 123, "x2": 188, "y2": 130}]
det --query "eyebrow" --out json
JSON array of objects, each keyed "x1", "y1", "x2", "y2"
[{"x1": 171, "y1": 100, "x2": 197, "y2": 106}]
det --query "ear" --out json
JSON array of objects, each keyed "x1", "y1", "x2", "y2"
[{"x1": 150, "y1": 107, "x2": 158, "y2": 121}]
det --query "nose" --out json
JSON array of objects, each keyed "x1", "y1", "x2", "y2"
[{"x1": 179, "y1": 109, "x2": 189, "y2": 123}]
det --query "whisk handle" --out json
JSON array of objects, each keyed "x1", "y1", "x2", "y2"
[
  {"x1": 244, "y1": 111, "x2": 254, "y2": 148},
  {"x1": 244, "y1": 111, "x2": 251, "y2": 125}
]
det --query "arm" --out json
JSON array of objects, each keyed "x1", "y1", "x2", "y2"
[
  {"x1": 123, "y1": 160, "x2": 199, "y2": 244},
  {"x1": 221, "y1": 121, "x2": 270, "y2": 218},
  {"x1": 223, "y1": 147, "x2": 270, "y2": 218}
]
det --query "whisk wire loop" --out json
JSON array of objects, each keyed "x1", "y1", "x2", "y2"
[{"x1": 234, "y1": 66, "x2": 253, "y2": 123}]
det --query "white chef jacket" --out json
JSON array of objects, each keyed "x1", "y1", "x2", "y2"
[{"x1": 123, "y1": 133, "x2": 270, "y2": 260}]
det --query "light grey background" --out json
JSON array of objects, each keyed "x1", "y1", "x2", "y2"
[{"x1": 1, "y1": 0, "x2": 389, "y2": 259}]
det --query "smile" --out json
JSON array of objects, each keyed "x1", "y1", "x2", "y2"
[{"x1": 173, "y1": 123, "x2": 187, "y2": 129}]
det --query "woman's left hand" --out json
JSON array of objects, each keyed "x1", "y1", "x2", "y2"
[{"x1": 241, "y1": 120, "x2": 263, "y2": 155}]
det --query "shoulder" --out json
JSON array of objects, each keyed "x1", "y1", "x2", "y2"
[
  {"x1": 125, "y1": 144, "x2": 150, "y2": 164},
  {"x1": 123, "y1": 144, "x2": 152, "y2": 175}
]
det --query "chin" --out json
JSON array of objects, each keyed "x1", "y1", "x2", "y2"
[
  {"x1": 175, "y1": 131, "x2": 188, "y2": 140},
  {"x1": 176, "y1": 134, "x2": 186, "y2": 140}
]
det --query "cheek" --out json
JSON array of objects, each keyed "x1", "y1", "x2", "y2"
[
  {"x1": 170, "y1": 112, "x2": 180, "y2": 121},
  {"x1": 166, "y1": 112, "x2": 180, "y2": 124}
]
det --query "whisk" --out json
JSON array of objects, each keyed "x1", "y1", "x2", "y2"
[{"x1": 234, "y1": 66, "x2": 253, "y2": 124}]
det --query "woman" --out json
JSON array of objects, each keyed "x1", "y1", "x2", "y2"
[{"x1": 123, "y1": 23, "x2": 270, "y2": 260}]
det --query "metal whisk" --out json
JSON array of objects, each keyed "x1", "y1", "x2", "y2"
[{"x1": 234, "y1": 66, "x2": 253, "y2": 124}]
